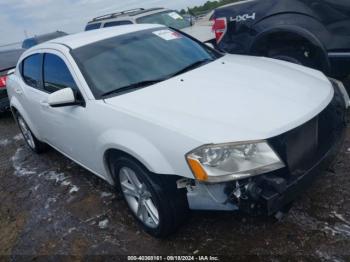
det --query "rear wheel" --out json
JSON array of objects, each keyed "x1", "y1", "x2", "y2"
[
  {"x1": 268, "y1": 47, "x2": 315, "y2": 68},
  {"x1": 111, "y1": 156, "x2": 188, "y2": 237},
  {"x1": 253, "y1": 33, "x2": 329, "y2": 73},
  {"x1": 16, "y1": 113, "x2": 47, "y2": 153}
]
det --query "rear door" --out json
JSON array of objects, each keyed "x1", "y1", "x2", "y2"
[{"x1": 18, "y1": 53, "x2": 48, "y2": 135}]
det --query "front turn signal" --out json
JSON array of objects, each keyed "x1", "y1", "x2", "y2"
[{"x1": 187, "y1": 157, "x2": 208, "y2": 181}]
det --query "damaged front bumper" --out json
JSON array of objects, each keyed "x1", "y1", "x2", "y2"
[{"x1": 184, "y1": 80, "x2": 348, "y2": 216}]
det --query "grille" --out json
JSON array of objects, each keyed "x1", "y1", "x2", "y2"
[{"x1": 269, "y1": 89, "x2": 345, "y2": 177}]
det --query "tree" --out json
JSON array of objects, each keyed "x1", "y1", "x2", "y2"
[{"x1": 184, "y1": 0, "x2": 240, "y2": 16}]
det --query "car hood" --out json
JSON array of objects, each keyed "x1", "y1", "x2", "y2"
[{"x1": 104, "y1": 55, "x2": 333, "y2": 144}]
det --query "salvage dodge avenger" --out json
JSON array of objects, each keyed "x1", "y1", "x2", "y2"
[{"x1": 6, "y1": 24, "x2": 349, "y2": 237}]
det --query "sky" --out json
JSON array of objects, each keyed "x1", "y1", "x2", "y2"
[{"x1": 0, "y1": 0, "x2": 209, "y2": 47}]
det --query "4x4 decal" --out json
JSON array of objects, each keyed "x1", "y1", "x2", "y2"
[{"x1": 230, "y1": 13, "x2": 256, "y2": 22}]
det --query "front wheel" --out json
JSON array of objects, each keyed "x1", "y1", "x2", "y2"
[
  {"x1": 112, "y1": 157, "x2": 188, "y2": 237},
  {"x1": 16, "y1": 113, "x2": 47, "y2": 153}
]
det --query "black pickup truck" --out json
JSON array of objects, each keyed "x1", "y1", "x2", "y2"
[
  {"x1": 0, "y1": 31, "x2": 67, "y2": 113},
  {"x1": 212, "y1": 0, "x2": 350, "y2": 79}
]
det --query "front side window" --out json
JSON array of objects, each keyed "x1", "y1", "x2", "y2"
[
  {"x1": 22, "y1": 54, "x2": 41, "y2": 88},
  {"x1": 104, "y1": 21, "x2": 133, "y2": 27},
  {"x1": 136, "y1": 11, "x2": 191, "y2": 30},
  {"x1": 72, "y1": 28, "x2": 220, "y2": 98},
  {"x1": 43, "y1": 53, "x2": 77, "y2": 93}
]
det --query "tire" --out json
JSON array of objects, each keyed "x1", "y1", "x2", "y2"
[
  {"x1": 270, "y1": 53, "x2": 304, "y2": 65},
  {"x1": 269, "y1": 49, "x2": 311, "y2": 66},
  {"x1": 267, "y1": 45, "x2": 326, "y2": 72},
  {"x1": 16, "y1": 113, "x2": 47, "y2": 153},
  {"x1": 111, "y1": 156, "x2": 189, "y2": 237}
]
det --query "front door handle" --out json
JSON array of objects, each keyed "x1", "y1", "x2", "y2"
[{"x1": 40, "y1": 100, "x2": 49, "y2": 108}]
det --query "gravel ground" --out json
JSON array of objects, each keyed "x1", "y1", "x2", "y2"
[{"x1": 1, "y1": 110, "x2": 350, "y2": 261}]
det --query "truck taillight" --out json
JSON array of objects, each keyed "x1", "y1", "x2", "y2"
[
  {"x1": 213, "y1": 17, "x2": 227, "y2": 43},
  {"x1": 0, "y1": 76, "x2": 7, "y2": 89}
]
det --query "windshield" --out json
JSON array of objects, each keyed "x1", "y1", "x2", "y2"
[
  {"x1": 136, "y1": 11, "x2": 191, "y2": 30},
  {"x1": 72, "y1": 28, "x2": 220, "y2": 99}
]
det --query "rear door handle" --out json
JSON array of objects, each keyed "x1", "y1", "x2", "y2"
[{"x1": 14, "y1": 88, "x2": 22, "y2": 94}]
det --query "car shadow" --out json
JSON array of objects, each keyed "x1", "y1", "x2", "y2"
[{"x1": 0, "y1": 110, "x2": 12, "y2": 119}]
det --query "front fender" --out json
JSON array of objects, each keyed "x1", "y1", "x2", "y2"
[{"x1": 98, "y1": 129, "x2": 177, "y2": 177}]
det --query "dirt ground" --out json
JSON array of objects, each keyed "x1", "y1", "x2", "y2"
[{"x1": 1, "y1": 109, "x2": 350, "y2": 261}]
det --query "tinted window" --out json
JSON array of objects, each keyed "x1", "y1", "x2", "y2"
[
  {"x1": 22, "y1": 32, "x2": 68, "y2": 49},
  {"x1": 85, "y1": 23, "x2": 101, "y2": 31},
  {"x1": 22, "y1": 39, "x2": 37, "y2": 49},
  {"x1": 136, "y1": 11, "x2": 191, "y2": 29},
  {"x1": 43, "y1": 54, "x2": 77, "y2": 93},
  {"x1": 104, "y1": 21, "x2": 133, "y2": 27},
  {"x1": 22, "y1": 54, "x2": 41, "y2": 88},
  {"x1": 72, "y1": 28, "x2": 220, "y2": 98},
  {"x1": 35, "y1": 32, "x2": 68, "y2": 45}
]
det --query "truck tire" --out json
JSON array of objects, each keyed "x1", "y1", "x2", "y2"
[
  {"x1": 111, "y1": 156, "x2": 189, "y2": 237},
  {"x1": 253, "y1": 32, "x2": 329, "y2": 73},
  {"x1": 268, "y1": 48, "x2": 316, "y2": 69}
]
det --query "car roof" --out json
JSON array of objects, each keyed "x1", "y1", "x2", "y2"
[
  {"x1": 45, "y1": 24, "x2": 163, "y2": 50},
  {"x1": 87, "y1": 7, "x2": 168, "y2": 24}
]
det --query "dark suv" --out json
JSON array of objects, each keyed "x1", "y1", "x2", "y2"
[{"x1": 213, "y1": 0, "x2": 350, "y2": 79}]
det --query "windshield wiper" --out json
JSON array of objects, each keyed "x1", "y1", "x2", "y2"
[
  {"x1": 101, "y1": 79, "x2": 166, "y2": 98},
  {"x1": 101, "y1": 59, "x2": 213, "y2": 98},
  {"x1": 170, "y1": 58, "x2": 213, "y2": 77}
]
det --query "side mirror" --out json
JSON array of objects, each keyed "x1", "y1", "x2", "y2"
[{"x1": 48, "y1": 88, "x2": 79, "y2": 107}]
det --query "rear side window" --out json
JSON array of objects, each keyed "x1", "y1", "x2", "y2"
[
  {"x1": 85, "y1": 23, "x2": 101, "y2": 31},
  {"x1": 43, "y1": 53, "x2": 77, "y2": 93},
  {"x1": 104, "y1": 21, "x2": 133, "y2": 27},
  {"x1": 22, "y1": 54, "x2": 41, "y2": 88}
]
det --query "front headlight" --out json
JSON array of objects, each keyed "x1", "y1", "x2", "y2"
[{"x1": 186, "y1": 141, "x2": 284, "y2": 183}]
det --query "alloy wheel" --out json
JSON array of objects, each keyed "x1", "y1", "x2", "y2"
[
  {"x1": 18, "y1": 116, "x2": 35, "y2": 150},
  {"x1": 119, "y1": 167, "x2": 160, "y2": 228}
]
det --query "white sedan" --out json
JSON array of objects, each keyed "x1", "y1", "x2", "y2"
[{"x1": 7, "y1": 24, "x2": 349, "y2": 237}]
